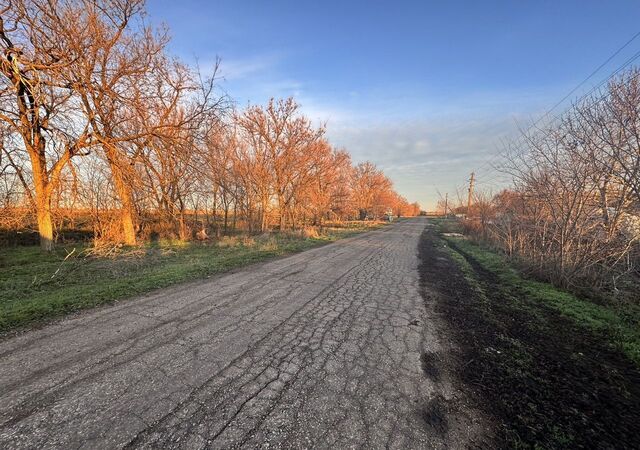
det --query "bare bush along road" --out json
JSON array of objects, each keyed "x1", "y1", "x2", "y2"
[{"x1": 0, "y1": 218, "x2": 485, "y2": 449}]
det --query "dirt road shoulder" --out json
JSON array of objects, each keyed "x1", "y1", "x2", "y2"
[{"x1": 418, "y1": 220, "x2": 640, "y2": 448}]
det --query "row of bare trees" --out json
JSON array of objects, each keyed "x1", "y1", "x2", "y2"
[
  {"x1": 467, "y1": 68, "x2": 640, "y2": 299},
  {"x1": 0, "y1": 0, "x2": 419, "y2": 250}
]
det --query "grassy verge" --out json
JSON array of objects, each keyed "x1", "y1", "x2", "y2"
[
  {"x1": 443, "y1": 233, "x2": 640, "y2": 367},
  {"x1": 420, "y1": 218, "x2": 640, "y2": 448},
  {"x1": 0, "y1": 222, "x2": 384, "y2": 333}
]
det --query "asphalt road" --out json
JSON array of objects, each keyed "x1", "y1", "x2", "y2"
[{"x1": 0, "y1": 218, "x2": 485, "y2": 449}]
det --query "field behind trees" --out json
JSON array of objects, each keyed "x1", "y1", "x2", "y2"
[{"x1": 0, "y1": 0, "x2": 419, "y2": 253}]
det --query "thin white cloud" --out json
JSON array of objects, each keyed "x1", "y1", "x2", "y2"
[
  {"x1": 217, "y1": 53, "x2": 283, "y2": 81},
  {"x1": 296, "y1": 97, "x2": 355, "y2": 124}
]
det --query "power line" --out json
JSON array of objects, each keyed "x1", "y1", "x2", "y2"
[
  {"x1": 475, "y1": 173, "x2": 510, "y2": 185},
  {"x1": 472, "y1": 58, "x2": 640, "y2": 193},
  {"x1": 470, "y1": 29, "x2": 640, "y2": 181},
  {"x1": 507, "y1": 52, "x2": 640, "y2": 156},
  {"x1": 544, "y1": 30, "x2": 640, "y2": 118}
]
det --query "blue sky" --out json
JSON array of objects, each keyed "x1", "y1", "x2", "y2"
[{"x1": 147, "y1": 0, "x2": 640, "y2": 209}]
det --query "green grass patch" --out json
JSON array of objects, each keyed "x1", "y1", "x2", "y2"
[
  {"x1": 429, "y1": 217, "x2": 464, "y2": 234},
  {"x1": 443, "y1": 235, "x2": 640, "y2": 367},
  {"x1": 0, "y1": 223, "x2": 383, "y2": 333}
]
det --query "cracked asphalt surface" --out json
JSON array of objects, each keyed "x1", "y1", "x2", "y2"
[{"x1": 0, "y1": 218, "x2": 485, "y2": 449}]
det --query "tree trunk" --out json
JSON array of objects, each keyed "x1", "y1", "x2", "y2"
[
  {"x1": 179, "y1": 211, "x2": 189, "y2": 241},
  {"x1": 116, "y1": 182, "x2": 137, "y2": 245},
  {"x1": 232, "y1": 201, "x2": 237, "y2": 231},
  {"x1": 278, "y1": 194, "x2": 286, "y2": 231},
  {"x1": 224, "y1": 205, "x2": 229, "y2": 235},
  {"x1": 105, "y1": 146, "x2": 137, "y2": 245},
  {"x1": 212, "y1": 191, "x2": 220, "y2": 237},
  {"x1": 36, "y1": 200, "x2": 54, "y2": 251},
  {"x1": 30, "y1": 146, "x2": 56, "y2": 251},
  {"x1": 260, "y1": 208, "x2": 267, "y2": 233},
  {"x1": 260, "y1": 195, "x2": 269, "y2": 232}
]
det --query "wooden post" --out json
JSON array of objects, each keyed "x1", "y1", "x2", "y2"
[
  {"x1": 467, "y1": 172, "x2": 475, "y2": 218},
  {"x1": 444, "y1": 192, "x2": 448, "y2": 217}
]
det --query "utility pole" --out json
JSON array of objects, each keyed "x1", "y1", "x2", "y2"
[
  {"x1": 467, "y1": 172, "x2": 475, "y2": 218},
  {"x1": 444, "y1": 193, "x2": 448, "y2": 217}
]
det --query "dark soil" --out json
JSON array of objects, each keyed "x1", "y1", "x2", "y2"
[{"x1": 418, "y1": 224, "x2": 640, "y2": 449}]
